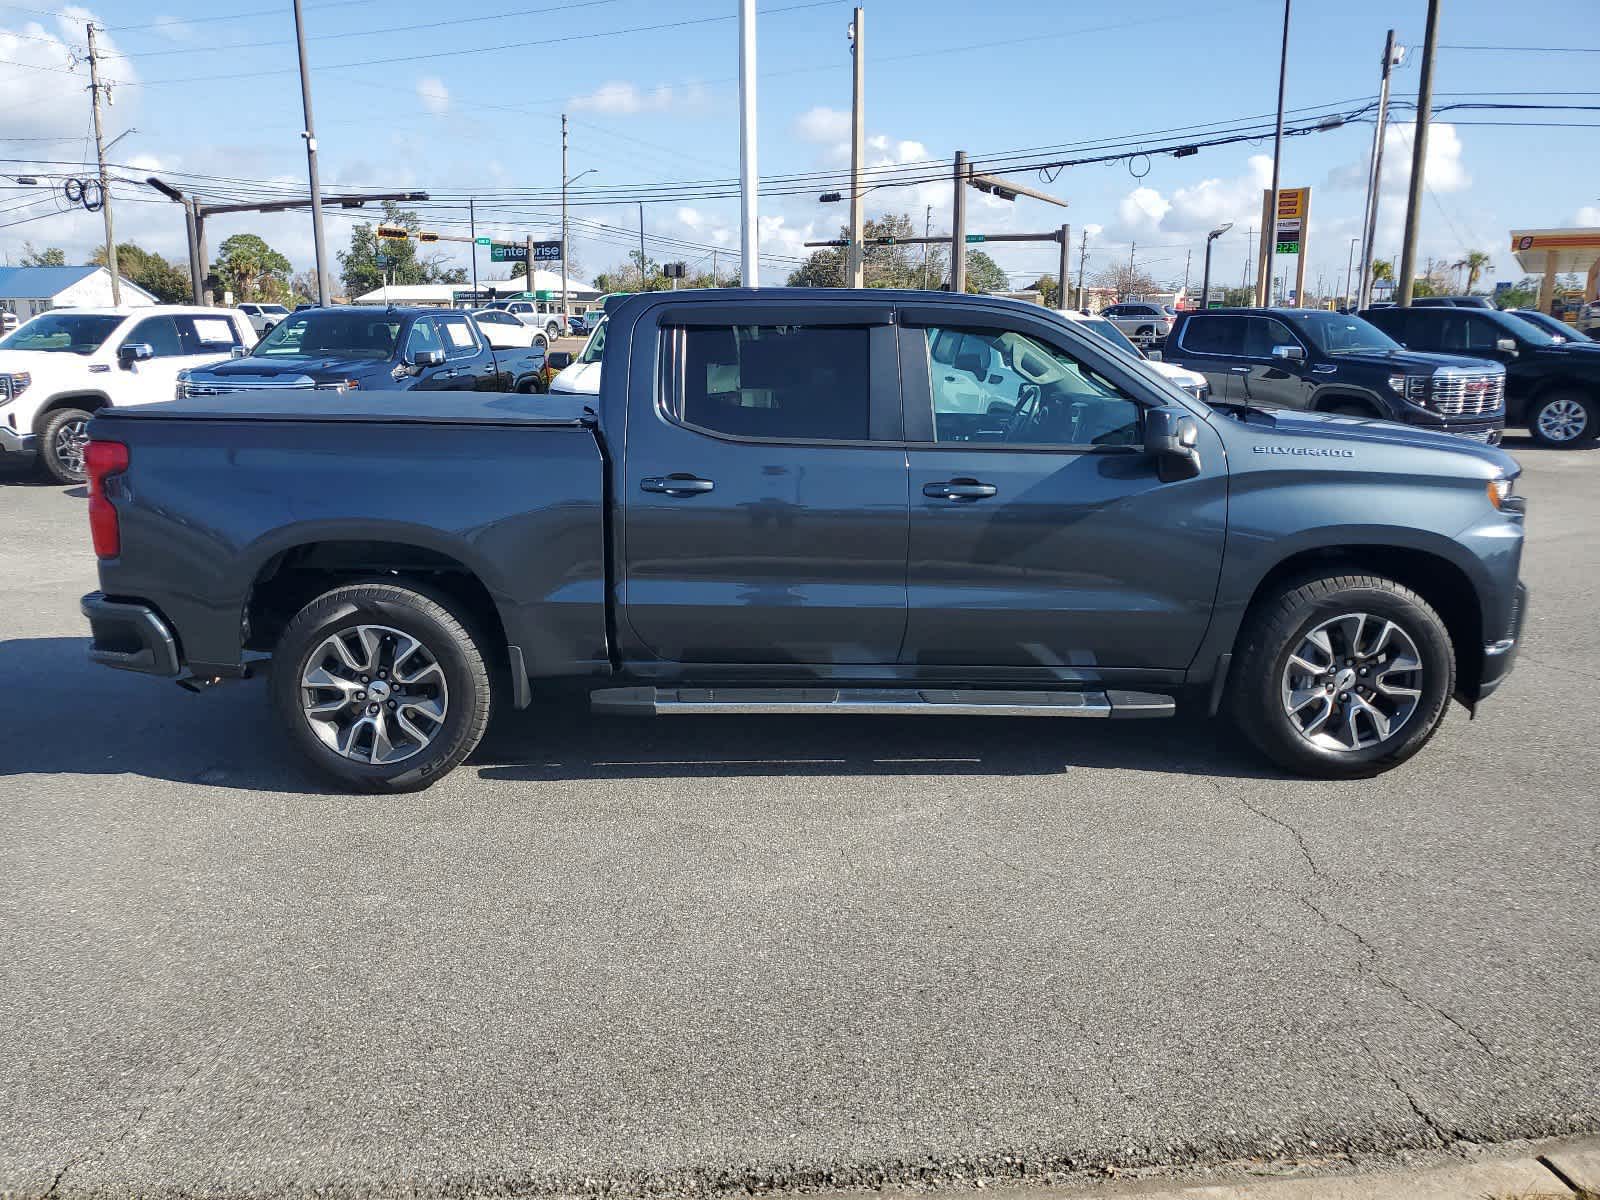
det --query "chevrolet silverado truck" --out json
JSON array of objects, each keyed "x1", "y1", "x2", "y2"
[
  {"x1": 0, "y1": 305, "x2": 254, "y2": 483},
  {"x1": 174, "y1": 306, "x2": 547, "y2": 402},
  {"x1": 81, "y1": 289, "x2": 1527, "y2": 792}
]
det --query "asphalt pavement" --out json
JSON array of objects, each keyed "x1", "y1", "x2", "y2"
[{"x1": 1, "y1": 438, "x2": 1596, "y2": 1199}]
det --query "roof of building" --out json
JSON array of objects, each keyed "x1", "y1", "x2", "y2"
[{"x1": 0, "y1": 264, "x2": 158, "y2": 302}]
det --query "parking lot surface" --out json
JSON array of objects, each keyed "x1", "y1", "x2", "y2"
[{"x1": 1, "y1": 440, "x2": 1596, "y2": 1198}]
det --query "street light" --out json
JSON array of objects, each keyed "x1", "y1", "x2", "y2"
[
  {"x1": 561, "y1": 167, "x2": 596, "y2": 324},
  {"x1": 1200, "y1": 221, "x2": 1233, "y2": 311}
]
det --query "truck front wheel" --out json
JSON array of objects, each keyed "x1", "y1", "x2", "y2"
[
  {"x1": 38, "y1": 407, "x2": 94, "y2": 484},
  {"x1": 270, "y1": 583, "x2": 493, "y2": 792},
  {"x1": 1228, "y1": 574, "x2": 1455, "y2": 778}
]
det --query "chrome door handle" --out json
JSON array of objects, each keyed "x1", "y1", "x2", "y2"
[
  {"x1": 641, "y1": 475, "x2": 715, "y2": 496},
  {"x1": 1229, "y1": 366, "x2": 1251, "y2": 374},
  {"x1": 923, "y1": 480, "x2": 998, "y2": 501}
]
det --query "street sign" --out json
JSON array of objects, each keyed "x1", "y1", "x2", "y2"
[
  {"x1": 1494, "y1": 280, "x2": 1513, "y2": 295},
  {"x1": 474, "y1": 236, "x2": 491, "y2": 246},
  {"x1": 374, "y1": 252, "x2": 393, "y2": 267},
  {"x1": 375, "y1": 225, "x2": 409, "y2": 241},
  {"x1": 490, "y1": 240, "x2": 562, "y2": 263},
  {"x1": 965, "y1": 234, "x2": 986, "y2": 243}
]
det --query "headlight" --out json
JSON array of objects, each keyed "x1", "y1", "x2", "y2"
[
  {"x1": 1487, "y1": 477, "x2": 1525, "y2": 513},
  {"x1": 1387, "y1": 373, "x2": 1407, "y2": 395}
]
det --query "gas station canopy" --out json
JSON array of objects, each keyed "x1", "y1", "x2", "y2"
[{"x1": 1509, "y1": 228, "x2": 1600, "y2": 313}]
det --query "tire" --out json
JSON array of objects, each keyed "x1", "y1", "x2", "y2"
[
  {"x1": 1227, "y1": 573, "x2": 1455, "y2": 779},
  {"x1": 37, "y1": 406, "x2": 94, "y2": 484},
  {"x1": 1527, "y1": 390, "x2": 1596, "y2": 448},
  {"x1": 532, "y1": 332, "x2": 549, "y2": 354},
  {"x1": 545, "y1": 321, "x2": 562, "y2": 342},
  {"x1": 269, "y1": 583, "x2": 493, "y2": 792},
  {"x1": 1134, "y1": 325, "x2": 1156, "y2": 348}
]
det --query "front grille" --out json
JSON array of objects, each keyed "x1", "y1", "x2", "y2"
[
  {"x1": 1430, "y1": 371, "x2": 1505, "y2": 416},
  {"x1": 178, "y1": 379, "x2": 344, "y2": 399},
  {"x1": 0, "y1": 375, "x2": 12, "y2": 404}
]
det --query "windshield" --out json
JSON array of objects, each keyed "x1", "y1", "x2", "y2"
[
  {"x1": 1487, "y1": 310, "x2": 1559, "y2": 347},
  {"x1": 1291, "y1": 311, "x2": 1401, "y2": 354},
  {"x1": 252, "y1": 310, "x2": 402, "y2": 360},
  {"x1": 1078, "y1": 317, "x2": 1144, "y2": 358},
  {"x1": 0, "y1": 312, "x2": 124, "y2": 354},
  {"x1": 577, "y1": 316, "x2": 607, "y2": 364},
  {"x1": 261, "y1": 305, "x2": 289, "y2": 316}
]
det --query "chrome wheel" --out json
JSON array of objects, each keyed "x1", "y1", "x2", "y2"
[
  {"x1": 53, "y1": 418, "x2": 89, "y2": 478},
  {"x1": 1281, "y1": 612, "x2": 1423, "y2": 753},
  {"x1": 300, "y1": 624, "x2": 449, "y2": 765},
  {"x1": 1535, "y1": 396, "x2": 1588, "y2": 443}
]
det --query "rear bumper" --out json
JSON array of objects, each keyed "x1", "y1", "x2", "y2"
[
  {"x1": 81, "y1": 592, "x2": 183, "y2": 677},
  {"x1": 1475, "y1": 581, "x2": 1528, "y2": 702}
]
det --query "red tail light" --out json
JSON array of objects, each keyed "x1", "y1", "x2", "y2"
[{"x1": 85, "y1": 440, "x2": 129, "y2": 559}]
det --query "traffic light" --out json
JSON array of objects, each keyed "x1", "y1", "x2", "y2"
[
  {"x1": 375, "y1": 225, "x2": 409, "y2": 241},
  {"x1": 418, "y1": 232, "x2": 439, "y2": 244}
]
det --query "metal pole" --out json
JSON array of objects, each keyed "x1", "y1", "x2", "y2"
[
  {"x1": 561, "y1": 113, "x2": 569, "y2": 321},
  {"x1": 291, "y1": 0, "x2": 330, "y2": 306},
  {"x1": 469, "y1": 197, "x2": 478, "y2": 298},
  {"x1": 1201, "y1": 237, "x2": 1215, "y2": 311},
  {"x1": 638, "y1": 202, "x2": 645, "y2": 282},
  {"x1": 525, "y1": 236, "x2": 534, "y2": 299},
  {"x1": 712, "y1": 248, "x2": 718, "y2": 286},
  {"x1": 1397, "y1": 0, "x2": 1439, "y2": 307},
  {"x1": 1261, "y1": 0, "x2": 1291, "y2": 307},
  {"x1": 922, "y1": 204, "x2": 932, "y2": 289},
  {"x1": 846, "y1": 6, "x2": 865, "y2": 288},
  {"x1": 184, "y1": 199, "x2": 202, "y2": 304},
  {"x1": 1245, "y1": 225, "x2": 1254, "y2": 290},
  {"x1": 1077, "y1": 228, "x2": 1088, "y2": 311},
  {"x1": 85, "y1": 23, "x2": 120, "y2": 306},
  {"x1": 737, "y1": 0, "x2": 759, "y2": 287},
  {"x1": 196, "y1": 211, "x2": 211, "y2": 305},
  {"x1": 1357, "y1": 29, "x2": 1397, "y2": 310},
  {"x1": 951, "y1": 150, "x2": 968, "y2": 293},
  {"x1": 1182, "y1": 248, "x2": 1191, "y2": 301},
  {"x1": 1344, "y1": 236, "x2": 1358, "y2": 309},
  {"x1": 1057, "y1": 224, "x2": 1071, "y2": 310}
]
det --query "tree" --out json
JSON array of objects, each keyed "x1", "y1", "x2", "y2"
[
  {"x1": 20, "y1": 244, "x2": 66, "y2": 267},
  {"x1": 1025, "y1": 273, "x2": 1060, "y2": 307},
  {"x1": 213, "y1": 234, "x2": 293, "y2": 303},
  {"x1": 90, "y1": 242, "x2": 191, "y2": 303},
  {"x1": 1092, "y1": 262, "x2": 1160, "y2": 299},
  {"x1": 1459, "y1": 249, "x2": 1493, "y2": 293},
  {"x1": 1494, "y1": 275, "x2": 1541, "y2": 310},
  {"x1": 963, "y1": 250, "x2": 1009, "y2": 294},
  {"x1": 289, "y1": 270, "x2": 319, "y2": 305},
  {"x1": 1371, "y1": 258, "x2": 1394, "y2": 284}
]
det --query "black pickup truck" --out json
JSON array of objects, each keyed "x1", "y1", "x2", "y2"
[
  {"x1": 175, "y1": 305, "x2": 547, "y2": 399},
  {"x1": 82, "y1": 289, "x2": 1527, "y2": 792}
]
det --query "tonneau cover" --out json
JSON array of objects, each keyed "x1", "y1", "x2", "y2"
[{"x1": 100, "y1": 390, "x2": 592, "y2": 427}]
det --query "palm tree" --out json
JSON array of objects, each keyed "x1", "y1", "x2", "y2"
[
  {"x1": 1461, "y1": 249, "x2": 1493, "y2": 293},
  {"x1": 1372, "y1": 258, "x2": 1394, "y2": 283}
]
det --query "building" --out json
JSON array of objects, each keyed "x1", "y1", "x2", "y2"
[
  {"x1": 1508, "y1": 228, "x2": 1600, "y2": 315},
  {"x1": 0, "y1": 265, "x2": 158, "y2": 321},
  {"x1": 352, "y1": 269, "x2": 601, "y2": 315}
]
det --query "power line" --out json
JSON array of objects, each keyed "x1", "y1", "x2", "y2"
[{"x1": 1440, "y1": 43, "x2": 1600, "y2": 53}]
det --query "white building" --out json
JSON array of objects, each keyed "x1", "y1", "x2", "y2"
[
  {"x1": 0, "y1": 265, "x2": 158, "y2": 321},
  {"x1": 352, "y1": 269, "x2": 601, "y2": 313}
]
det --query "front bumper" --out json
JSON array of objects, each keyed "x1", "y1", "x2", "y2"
[
  {"x1": 81, "y1": 593, "x2": 183, "y2": 677},
  {"x1": 1476, "y1": 581, "x2": 1528, "y2": 702},
  {"x1": 0, "y1": 424, "x2": 36, "y2": 454}
]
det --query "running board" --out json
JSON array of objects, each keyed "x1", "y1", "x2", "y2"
[{"x1": 589, "y1": 686, "x2": 1174, "y2": 719}]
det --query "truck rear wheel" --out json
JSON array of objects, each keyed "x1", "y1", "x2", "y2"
[
  {"x1": 1227, "y1": 573, "x2": 1454, "y2": 778},
  {"x1": 1528, "y1": 390, "x2": 1596, "y2": 447},
  {"x1": 38, "y1": 407, "x2": 94, "y2": 484},
  {"x1": 270, "y1": 583, "x2": 492, "y2": 792}
]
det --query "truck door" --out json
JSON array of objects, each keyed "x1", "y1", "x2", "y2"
[
  {"x1": 435, "y1": 311, "x2": 498, "y2": 391},
  {"x1": 620, "y1": 302, "x2": 909, "y2": 666},
  {"x1": 1235, "y1": 314, "x2": 1316, "y2": 410},
  {"x1": 115, "y1": 314, "x2": 195, "y2": 406},
  {"x1": 1167, "y1": 312, "x2": 1242, "y2": 401},
  {"x1": 402, "y1": 317, "x2": 464, "y2": 391},
  {"x1": 898, "y1": 307, "x2": 1227, "y2": 671}
]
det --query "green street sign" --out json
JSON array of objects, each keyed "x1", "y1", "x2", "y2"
[
  {"x1": 474, "y1": 236, "x2": 491, "y2": 246},
  {"x1": 965, "y1": 234, "x2": 986, "y2": 243},
  {"x1": 535, "y1": 290, "x2": 554, "y2": 300},
  {"x1": 1276, "y1": 241, "x2": 1300, "y2": 255}
]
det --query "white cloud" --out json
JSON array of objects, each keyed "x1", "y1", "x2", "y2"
[
  {"x1": 1574, "y1": 205, "x2": 1600, "y2": 227},
  {"x1": 569, "y1": 80, "x2": 705, "y2": 116},
  {"x1": 148, "y1": 14, "x2": 193, "y2": 41},
  {"x1": 0, "y1": 8, "x2": 138, "y2": 140},
  {"x1": 1326, "y1": 122, "x2": 1469, "y2": 196},
  {"x1": 415, "y1": 77, "x2": 449, "y2": 114},
  {"x1": 794, "y1": 106, "x2": 850, "y2": 143}
]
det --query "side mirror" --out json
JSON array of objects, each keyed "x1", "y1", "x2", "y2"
[
  {"x1": 1144, "y1": 405, "x2": 1203, "y2": 483},
  {"x1": 1270, "y1": 344, "x2": 1305, "y2": 362},
  {"x1": 118, "y1": 342, "x2": 154, "y2": 368},
  {"x1": 1495, "y1": 337, "x2": 1519, "y2": 354},
  {"x1": 409, "y1": 348, "x2": 446, "y2": 369},
  {"x1": 546, "y1": 351, "x2": 573, "y2": 371},
  {"x1": 1145, "y1": 348, "x2": 1163, "y2": 362},
  {"x1": 230, "y1": 345, "x2": 248, "y2": 359}
]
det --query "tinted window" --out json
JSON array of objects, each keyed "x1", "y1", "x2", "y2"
[
  {"x1": 922, "y1": 325, "x2": 1141, "y2": 447},
  {"x1": 1460, "y1": 315, "x2": 1506, "y2": 353},
  {"x1": 1243, "y1": 316, "x2": 1300, "y2": 357},
  {"x1": 405, "y1": 317, "x2": 443, "y2": 358},
  {"x1": 1180, "y1": 314, "x2": 1244, "y2": 355},
  {"x1": 671, "y1": 324, "x2": 871, "y2": 441},
  {"x1": 180, "y1": 315, "x2": 243, "y2": 353},
  {"x1": 124, "y1": 316, "x2": 184, "y2": 357},
  {"x1": 255, "y1": 311, "x2": 401, "y2": 359},
  {"x1": 436, "y1": 313, "x2": 479, "y2": 359},
  {"x1": 0, "y1": 313, "x2": 122, "y2": 353}
]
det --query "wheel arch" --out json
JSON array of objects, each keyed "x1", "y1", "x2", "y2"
[
  {"x1": 34, "y1": 391, "x2": 113, "y2": 433},
  {"x1": 1308, "y1": 386, "x2": 1391, "y2": 417}
]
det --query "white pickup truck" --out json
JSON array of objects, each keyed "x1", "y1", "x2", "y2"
[{"x1": 0, "y1": 305, "x2": 253, "y2": 483}]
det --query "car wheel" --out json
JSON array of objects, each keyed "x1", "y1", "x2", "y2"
[
  {"x1": 1134, "y1": 325, "x2": 1156, "y2": 348},
  {"x1": 546, "y1": 321, "x2": 562, "y2": 342},
  {"x1": 270, "y1": 583, "x2": 493, "y2": 793},
  {"x1": 1528, "y1": 390, "x2": 1596, "y2": 447},
  {"x1": 1227, "y1": 573, "x2": 1454, "y2": 778},
  {"x1": 37, "y1": 407, "x2": 94, "y2": 484},
  {"x1": 532, "y1": 332, "x2": 549, "y2": 353}
]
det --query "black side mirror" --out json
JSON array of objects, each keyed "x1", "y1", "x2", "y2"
[
  {"x1": 118, "y1": 342, "x2": 154, "y2": 368},
  {"x1": 409, "y1": 348, "x2": 446, "y2": 369},
  {"x1": 1144, "y1": 405, "x2": 1203, "y2": 482},
  {"x1": 546, "y1": 351, "x2": 573, "y2": 371}
]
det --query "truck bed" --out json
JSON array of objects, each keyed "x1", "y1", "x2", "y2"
[{"x1": 107, "y1": 390, "x2": 593, "y2": 427}]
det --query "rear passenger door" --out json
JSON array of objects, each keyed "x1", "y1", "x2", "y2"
[
  {"x1": 1168, "y1": 313, "x2": 1244, "y2": 399},
  {"x1": 621, "y1": 301, "x2": 909, "y2": 666},
  {"x1": 435, "y1": 310, "x2": 496, "y2": 391}
]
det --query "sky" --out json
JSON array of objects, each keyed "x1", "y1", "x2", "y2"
[{"x1": 2, "y1": 0, "x2": 1597, "y2": 297}]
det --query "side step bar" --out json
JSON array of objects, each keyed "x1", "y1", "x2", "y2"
[{"x1": 590, "y1": 686, "x2": 1175, "y2": 719}]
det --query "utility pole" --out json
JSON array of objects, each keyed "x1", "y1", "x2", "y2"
[
  {"x1": 1182, "y1": 248, "x2": 1191, "y2": 300},
  {"x1": 525, "y1": 235, "x2": 534, "y2": 298},
  {"x1": 291, "y1": 0, "x2": 331, "y2": 305},
  {"x1": 737, "y1": 0, "x2": 759, "y2": 286},
  {"x1": 1357, "y1": 29, "x2": 1398, "y2": 310},
  {"x1": 638, "y1": 202, "x2": 645, "y2": 280},
  {"x1": 1260, "y1": 0, "x2": 1292, "y2": 307},
  {"x1": 1244, "y1": 225, "x2": 1255, "y2": 290},
  {"x1": 1397, "y1": 0, "x2": 1440, "y2": 306},
  {"x1": 846, "y1": 6, "x2": 865, "y2": 288},
  {"x1": 922, "y1": 204, "x2": 932, "y2": 289},
  {"x1": 1057, "y1": 223, "x2": 1071, "y2": 311},
  {"x1": 1344, "y1": 235, "x2": 1358, "y2": 309},
  {"x1": 712, "y1": 248, "x2": 718, "y2": 286},
  {"x1": 1077, "y1": 229, "x2": 1089, "y2": 311},
  {"x1": 84, "y1": 23, "x2": 120, "y2": 306},
  {"x1": 951, "y1": 150, "x2": 968, "y2": 293},
  {"x1": 1127, "y1": 240, "x2": 1136, "y2": 296},
  {"x1": 560, "y1": 114, "x2": 569, "y2": 320}
]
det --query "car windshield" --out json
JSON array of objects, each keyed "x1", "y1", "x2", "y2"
[
  {"x1": 1291, "y1": 312, "x2": 1401, "y2": 354},
  {"x1": 261, "y1": 305, "x2": 289, "y2": 315},
  {"x1": 1079, "y1": 317, "x2": 1144, "y2": 358},
  {"x1": 1488, "y1": 311, "x2": 1559, "y2": 347},
  {"x1": 1515, "y1": 311, "x2": 1590, "y2": 342},
  {"x1": 0, "y1": 312, "x2": 124, "y2": 354},
  {"x1": 252, "y1": 311, "x2": 402, "y2": 360},
  {"x1": 577, "y1": 317, "x2": 607, "y2": 364}
]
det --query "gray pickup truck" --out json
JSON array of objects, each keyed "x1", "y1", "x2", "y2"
[{"x1": 81, "y1": 289, "x2": 1526, "y2": 792}]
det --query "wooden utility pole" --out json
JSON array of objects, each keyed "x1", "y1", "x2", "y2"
[
  {"x1": 85, "y1": 23, "x2": 120, "y2": 306},
  {"x1": 1397, "y1": 0, "x2": 1441, "y2": 306},
  {"x1": 846, "y1": 6, "x2": 865, "y2": 287}
]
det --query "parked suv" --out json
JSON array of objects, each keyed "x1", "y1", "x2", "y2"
[
  {"x1": 1362, "y1": 305, "x2": 1600, "y2": 447},
  {"x1": 1164, "y1": 308, "x2": 1506, "y2": 444},
  {"x1": 238, "y1": 303, "x2": 290, "y2": 337},
  {"x1": 1100, "y1": 301, "x2": 1176, "y2": 350},
  {"x1": 1412, "y1": 296, "x2": 1494, "y2": 309}
]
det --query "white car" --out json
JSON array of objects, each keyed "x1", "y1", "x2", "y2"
[
  {"x1": 1056, "y1": 308, "x2": 1210, "y2": 402},
  {"x1": 1099, "y1": 301, "x2": 1177, "y2": 350},
  {"x1": 0, "y1": 305, "x2": 253, "y2": 483},
  {"x1": 238, "y1": 302, "x2": 290, "y2": 337},
  {"x1": 0, "y1": 311, "x2": 18, "y2": 335},
  {"x1": 471, "y1": 308, "x2": 549, "y2": 351},
  {"x1": 547, "y1": 316, "x2": 605, "y2": 396}
]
